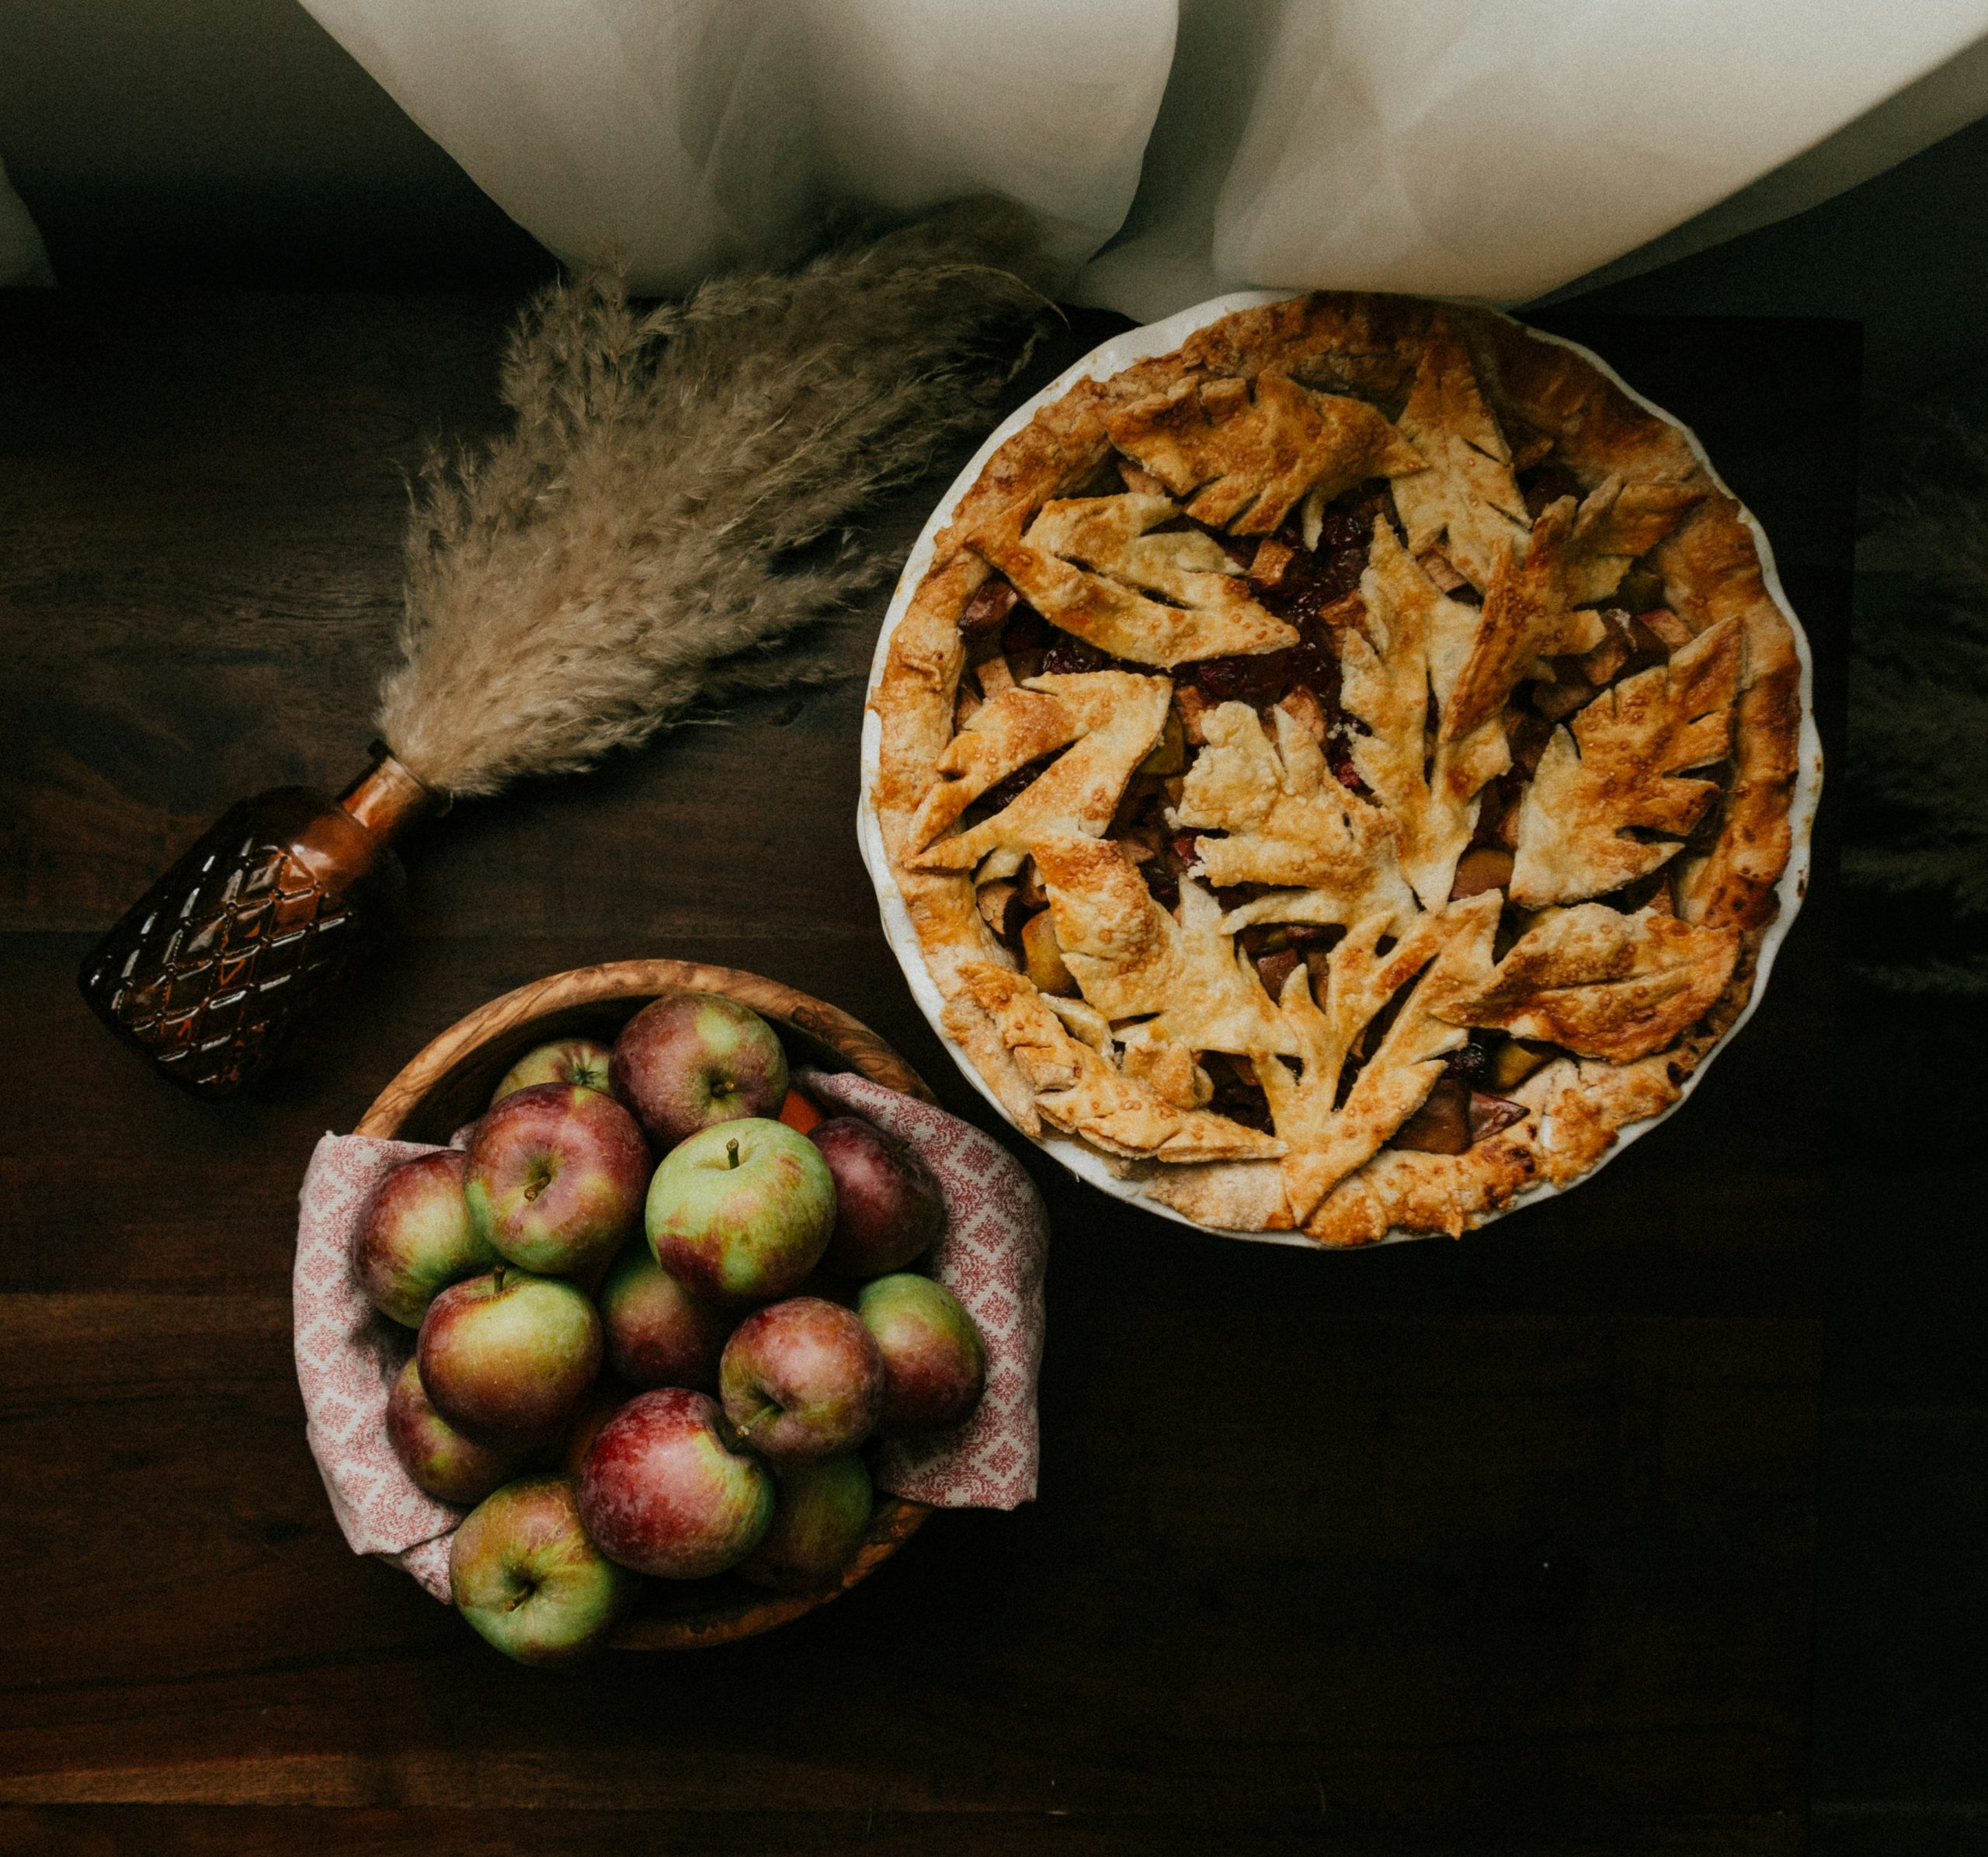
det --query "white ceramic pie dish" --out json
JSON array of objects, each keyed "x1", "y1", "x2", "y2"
[{"x1": 857, "y1": 289, "x2": 1823, "y2": 1249}]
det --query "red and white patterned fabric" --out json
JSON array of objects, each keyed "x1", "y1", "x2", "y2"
[
  {"x1": 293, "y1": 1129, "x2": 467, "y2": 1599},
  {"x1": 799, "y1": 1069, "x2": 1048, "y2": 1511},
  {"x1": 292, "y1": 1076, "x2": 1048, "y2": 1601}
]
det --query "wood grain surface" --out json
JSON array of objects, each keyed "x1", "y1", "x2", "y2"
[{"x1": 0, "y1": 292, "x2": 1854, "y2": 1856}]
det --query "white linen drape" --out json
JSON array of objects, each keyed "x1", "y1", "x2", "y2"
[{"x1": 297, "y1": 0, "x2": 1988, "y2": 313}]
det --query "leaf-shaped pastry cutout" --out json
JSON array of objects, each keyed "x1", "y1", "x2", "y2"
[
  {"x1": 1044, "y1": 993, "x2": 1115, "y2": 1052},
  {"x1": 1256, "y1": 892, "x2": 1502, "y2": 1223},
  {"x1": 1218, "y1": 886, "x2": 1420, "y2": 941},
  {"x1": 1343, "y1": 518, "x2": 1511, "y2": 907},
  {"x1": 1435, "y1": 902, "x2": 1740, "y2": 1064},
  {"x1": 1121, "y1": 1036, "x2": 1213, "y2": 1111},
  {"x1": 1142, "y1": 1157, "x2": 1295, "y2": 1230},
  {"x1": 961, "y1": 961, "x2": 1285, "y2": 1163},
  {"x1": 1391, "y1": 320, "x2": 1531, "y2": 590},
  {"x1": 1121, "y1": 875, "x2": 1298, "y2": 1059},
  {"x1": 1441, "y1": 475, "x2": 1701, "y2": 741},
  {"x1": 1104, "y1": 372, "x2": 1425, "y2": 536},
  {"x1": 1510, "y1": 618, "x2": 1740, "y2": 906},
  {"x1": 1032, "y1": 832, "x2": 1183, "y2": 1021},
  {"x1": 980, "y1": 493, "x2": 1298, "y2": 668},
  {"x1": 909, "y1": 674, "x2": 1143, "y2": 849},
  {"x1": 1173, "y1": 695, "x2": 1285, "y2": 830},
  {"x1": 1562, "y1": 478, "x2": 1705, "y2": 607},
  {"x1": 1030, "y1": 495, "x2": 1244, "y2": 602},
  {"x1": 1173, "y1": 701, "x2": 1418, "y2": 927},
  {"x1": 908, "y1": 670, "x2": 1172, "y2": 872}
]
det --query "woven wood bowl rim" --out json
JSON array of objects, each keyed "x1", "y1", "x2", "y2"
[{"x1": 355, "y1": 958, "x2": 935, "y2": 1651}]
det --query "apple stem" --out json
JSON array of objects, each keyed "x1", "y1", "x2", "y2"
[
  {"x1": 726, "y1": 1138, "x2": 740, "y2": 1170},
  {"x1": 492, "y1": 1264, "x2": 506, "y2": 1294}
]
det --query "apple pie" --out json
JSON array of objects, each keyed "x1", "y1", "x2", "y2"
[{"x1": 869, "y1": 294, "x2": 1812, "y2": 1244}]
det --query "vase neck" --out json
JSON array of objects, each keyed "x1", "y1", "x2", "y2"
[{"x1": 339, "y1": 748, "x2": 439, "y2": 843}]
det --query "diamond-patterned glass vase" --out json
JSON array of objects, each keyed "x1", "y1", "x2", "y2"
[{"x1": 78, "y1": 753, "x2": 435, "y2": 1098}]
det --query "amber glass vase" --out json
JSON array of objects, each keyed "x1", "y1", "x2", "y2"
[{"x1": 78, "y1": 751, "x2": 436, "y2": 1099}]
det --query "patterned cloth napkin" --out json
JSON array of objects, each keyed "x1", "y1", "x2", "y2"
[{"x1": 292, "y1": 1071, "x2": 1049, "y2": 1601}]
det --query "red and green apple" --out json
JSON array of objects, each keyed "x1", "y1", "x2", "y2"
[
  {"x1": 384, "y1": 1354, "x2": 521, "y2": 1508},
  {"x1": 355, "y1": 1150, "x2": 495, "y2": 1329},
  {"x1": 599, "y1": 1242, "x2": 734, "y2": 1390},
  {"x1": 857, "y1": 1273, "x2": 987, "y2": 1435},
  {"x1": 490, "y1": 1038, "x2": 614, "y2": 1106},
  {"x1": 450, "y1": 1476, "x2": 633, "y2": 1665},
  {"x1": 719, "y1": 1296, "x2": 883, "y2": 1463},
  {"x1": 418, "y1": 1265, "x2": 601, "y2": 1448},
  {"x1": 737, "y1": 1454, "x2": 874, "y2": 1593},
  {"x1": 809, "y1": 1115, "x2": 946, "y2": 1277},
  {"x1": 577, "y1": 1387, "x2": 773, "y2": 1579},
  {"x1": 610, "y1": 993, "x2": 789, "y2": 1149},
  {"x1": 464, "y1": 1082, "x2": 650, "y2": 1279},
  {"x1": 646, "y1": 1117, "x2": 836, "y2": 1304}
]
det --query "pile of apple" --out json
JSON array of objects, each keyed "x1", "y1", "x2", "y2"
[{"x1": 354, "y1": 990, "x2": 987, "y2": 1665}]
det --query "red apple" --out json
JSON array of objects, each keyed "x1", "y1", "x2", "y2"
[
  {"x1": 857, "y1": 1274, "x2": 987, "y2": 1435},
  {"x1": 737, "y1": 1455, "x2": 874, "y2": 1593},
  {"x1": 355, "y1": 1150, "x2": 495, "y2": 1328},
  {"x1": 610, "y1": 992, "x2": 789, "y2": 1149},
  {"x1": 576, "y1": 1388, "x2": 773, "y2": 1579},
  {"x1": 720, "y1": 1297, "x2": 883, "y2": 1462},
  {"x1": 450, "y1": 1476, "x2": 634, "y2": 1665},
  {"x1": 809, "y1": 1116, "x2": 947, "y2": 1277},
  {"x1": 646, "y1": 1117, "x2": 836, "y2": 1304},
  {"x1": 599, "y1": 1242, "x2": 734, "y2": 1390},
  {"x1": 385, "y1": 1354, "x2": 523, "y2": 1508},
  {"x1": 464, "y1": 1082, "x2": 649, "y2": 1278},
  {"x1": 490, "y1": 1037, "x2": 614, "y2": 1106},
  {"x1": 418, "y1": 1266, "x2": 601, "y2": 1448}
]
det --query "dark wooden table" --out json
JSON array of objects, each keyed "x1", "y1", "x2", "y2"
[{"x1": 0, "y1": 294, "x2": 1852, "y2": 1855}]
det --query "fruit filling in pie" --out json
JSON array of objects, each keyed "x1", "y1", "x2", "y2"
[{"x1": 871, "y1": 294, "x2": 1809, "y2": 1243}]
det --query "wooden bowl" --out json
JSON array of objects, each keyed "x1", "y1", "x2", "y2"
[{"x1": 356, "y1": 958, "x2": 933, "y2": 1650}]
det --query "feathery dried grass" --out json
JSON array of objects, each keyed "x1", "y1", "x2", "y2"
[
  {"x1": 1846, "y1": 426, "x2": 1988, "y2": 993},
  {"x1": 375, "y1": 202, "x2": 1054, "y2": 797}
]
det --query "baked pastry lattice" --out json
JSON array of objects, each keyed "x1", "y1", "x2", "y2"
[{"x1": 870, "y1": 294, "x2": 1809, "y2": 1243}]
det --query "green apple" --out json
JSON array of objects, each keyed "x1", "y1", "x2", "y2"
[
  {"x1": 449, "y1": 1476, "x2": 633, "y2": 1665},
  {"x1": 646, "y1": 1118, "x2": 835, "y2": 1304}
]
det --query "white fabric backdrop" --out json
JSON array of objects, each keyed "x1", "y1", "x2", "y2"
[{"x1": 288, "y1": 0, "x2": 1988, "y2": 312}]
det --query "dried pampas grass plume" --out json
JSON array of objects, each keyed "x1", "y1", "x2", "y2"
[{"x1": 375, "y1": 202, "x2": 1055, "y2": 798}]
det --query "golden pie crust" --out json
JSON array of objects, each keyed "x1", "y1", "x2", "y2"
[{"x1": 870, "y1": 293, "x2": 1808, "y2": 1245}]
